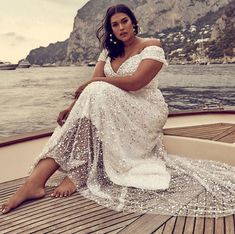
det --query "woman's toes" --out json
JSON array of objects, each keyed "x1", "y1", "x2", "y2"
[
  {"x1": 1, "y1": 203, "x2": 13, "y2": 214},
  {"x1": 50, "y1": 191, "x2": 56, "y2": 197},
  {"x1": 51, "y1": 177, "x2": 76, "y2": 198},
  {"x1": 1, "y1": 205, "x2": 7, "y2": 214},
  {"x1": 57, "y1": 189, "x2": 64, "y2": 198},
  {"x1": 63, "y1": 191, "x2": 68, "y2": 197},
  {"x1": 51, "y1": 189, "x2": 59, "y2": 198}
]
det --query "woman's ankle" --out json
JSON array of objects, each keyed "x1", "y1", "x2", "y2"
[{"x1": 25, "y1": 177, "x2": 46, "y2": 188}]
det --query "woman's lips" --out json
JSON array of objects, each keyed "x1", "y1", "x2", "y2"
[{"x1": 120, "y1": 32, "x2": 128, "y2": 37}]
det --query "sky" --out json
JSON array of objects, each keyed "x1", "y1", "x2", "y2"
[{"x1": 0, "y1": 0, "x2": 89, "y2": 63}]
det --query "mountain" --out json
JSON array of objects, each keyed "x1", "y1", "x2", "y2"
[
  {"x1": 208, "y1": 0, "x2": 235, "y2": 60},
  {"x1": 26, "y1": 40, "x2": 68, "y2": 66},
  {"x1": 27, "y1": 0, "x2": 234, "y2": 65}
]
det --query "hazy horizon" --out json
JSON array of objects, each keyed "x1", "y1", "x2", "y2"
[{"x1": 0, "y1": 0, "x2": 89, "y2": 63}]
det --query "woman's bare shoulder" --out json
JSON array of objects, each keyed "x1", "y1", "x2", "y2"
[{"x1": 140, "y1": 38, "x2": 162, "y2": 48}]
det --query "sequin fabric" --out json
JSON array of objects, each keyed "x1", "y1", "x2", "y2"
[{"x1": 31, "y1": 46, "x2": 235, "y2": 217}]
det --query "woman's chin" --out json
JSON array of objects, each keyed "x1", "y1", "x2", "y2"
[{"x1": 119, "y1": 37, "x2": 131, "y2": 43}]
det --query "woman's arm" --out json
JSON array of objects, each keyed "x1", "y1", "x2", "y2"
[
  {"x1": 93, "y1": 59, "x2": 163, "y2": 91},
  {"x1": 57, "y1": 61, "x2": 106, "y2": 126},
  {"x1": 74, "y1": 59, "x2": 163, "y2": 98},
  {"x1": 75, "y1": 39, "x2": 164, "y2": 97},
  {"x1": 92, "y1": 61, "x2": 105, "y2": 78}
]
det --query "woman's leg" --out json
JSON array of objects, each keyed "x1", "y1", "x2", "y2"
[{"x1": 1, "y1": 158, "x2": 59, "y2": 214}]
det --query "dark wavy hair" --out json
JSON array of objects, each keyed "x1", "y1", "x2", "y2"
[{"x1": 96, "y1": 4, "x2": 139, "y2": 61}]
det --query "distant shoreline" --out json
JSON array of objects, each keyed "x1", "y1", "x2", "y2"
[{"x1": 29, "y1": 60, "x2": 235, "y2": 68}]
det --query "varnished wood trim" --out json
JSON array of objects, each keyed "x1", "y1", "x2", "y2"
[
  {"x1": 0, "y1": 110, "x2": 234, "y2": 147},
  {"x1": 0, "y1": 128, "x2": 54, "y2": 147}
]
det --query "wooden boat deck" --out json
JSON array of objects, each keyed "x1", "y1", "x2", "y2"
[
  {"x1": 163, "y1": 123, "x2": 235, "y2": 144},
  {"x1": 0, "y1": 122, "x2": 235, "y2": 233}
]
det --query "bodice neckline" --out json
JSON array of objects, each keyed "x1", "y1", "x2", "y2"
[
  {"x1": 108, "y1": 45, "x2": 162, "y2": 74},
  {"x1": 108, "y1": 53, "x2": 140, "y2": 74}
]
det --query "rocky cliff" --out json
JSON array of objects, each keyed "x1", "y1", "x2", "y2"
[
  {"x1": 208, "y1": 0, "x2": 235, "y2": 59},
  {"x1": 26, "y1": 40, "x2": 68, "y2": 66},
  {"x1": 27, "y1": 0, "x2": 234, "y2": 65}
]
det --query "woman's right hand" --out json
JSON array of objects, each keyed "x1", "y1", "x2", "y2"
[{"x1": 57, "y1": 108, "x2": 71, "y2": 126}]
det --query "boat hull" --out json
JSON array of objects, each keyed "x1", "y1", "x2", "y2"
[
  {"x1": 0, "y1": 64, "x2": 18, "y2": 70},
  {"x1": 18, "y1": 64, "x2": 31, "y2": 68},
  {"x1": 0, "y1": 111, "x2": 234, "y2": 183}
]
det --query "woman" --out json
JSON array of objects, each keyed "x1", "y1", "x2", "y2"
[{"x1": 2, "y1": 4, "x2": 235, "y2": 217}]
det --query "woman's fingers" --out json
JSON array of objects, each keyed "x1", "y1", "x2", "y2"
[
  {"x1": 57, "y1": 113, "x2": 61, "y2": 126},
  {"x1": 57, "y1": 110, "x2": 70, "y2": 126},
  {"x1": 74, "y1": 91, "x2": 80, "y2": 99},
  {"x1": 57, "y1": 111, "x2": 65, "y2": 126},
  {"x1": 74, "y1": 87, "x2": 83, "y2": 99}
]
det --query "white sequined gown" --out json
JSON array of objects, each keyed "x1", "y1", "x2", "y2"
[{"x1": 32, "y1": 46, "x2": 235, "y2": 217}]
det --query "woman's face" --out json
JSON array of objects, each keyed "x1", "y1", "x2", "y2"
[{"x1": 110, "y1": 13, "x2": 135, "y2": 42}]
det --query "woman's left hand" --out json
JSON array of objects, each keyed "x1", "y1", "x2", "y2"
[
  {"x1": 74, "y1": 82, "x2": 89, "y2": 99},
  {"x1": 74, "y1": 86, "x2": 84, "y2": 99}
]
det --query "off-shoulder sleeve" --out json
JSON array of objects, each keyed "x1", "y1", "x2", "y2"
[
  {"x1": 140, "y1": 46, "x2": 168, "y2": 66},
  {"x1": 97, "y1": 49, "x2": 108, "y2": 62}
]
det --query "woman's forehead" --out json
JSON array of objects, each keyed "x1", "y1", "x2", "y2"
[{"x1": 110, "y1": 13, "x2": 129, "y2": 23}]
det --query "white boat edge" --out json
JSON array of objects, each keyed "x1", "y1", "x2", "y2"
[{"x1": 0, "y1": 111, "x2": 235, "y2": 184}]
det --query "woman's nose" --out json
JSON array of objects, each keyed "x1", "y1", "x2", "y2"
[{"x1": 119, "y1": 24, "x2": 124, "y2": 30}]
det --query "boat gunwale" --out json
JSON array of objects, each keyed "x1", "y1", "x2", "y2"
[{"x1": 0, "y1": 110, "x2": 235, "y2": 147}]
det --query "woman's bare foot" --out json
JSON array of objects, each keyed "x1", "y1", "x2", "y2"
[
  {"x1": 51, "y1": 176, "x2": 77, "y2": 198},
  {"x1": 1, "y1": 180, "x2": 45, "y2": 214}
]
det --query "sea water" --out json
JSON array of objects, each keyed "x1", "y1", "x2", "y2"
[{"x1": 0, "y1": 64, "x2": 234, "y2": 138}]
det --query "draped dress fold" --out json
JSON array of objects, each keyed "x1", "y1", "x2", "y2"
[{"x1": 31, "y1": 46, "x2": 235, "y2": 217}]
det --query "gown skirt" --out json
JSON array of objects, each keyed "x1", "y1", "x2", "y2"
[{"x1": 30, "y1": 46, "x2": 235, "y2": 217}]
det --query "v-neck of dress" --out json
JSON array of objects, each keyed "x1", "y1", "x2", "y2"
[
  {"x1": 107, "y1": 45, "x2": 163, "y2": 74},
  {"x1": 109, "y1": 53, "x2": 140, "y2": 74}
]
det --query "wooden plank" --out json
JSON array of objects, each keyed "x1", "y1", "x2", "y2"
[
  {"x1": 193, "y1": 217, "x2": 204, "y2": 234},
  {"x1": 183, "y1": 217, "x2": 195, "y2": 234},
  {"x1": 212, "y1": 126, "x2": 235, "y2": 142},
  {"x1": 0, "y1": 177, "x2": 26, "y2": 190},
  {"x1": 6, "y1": 196, "x2": 90, "y2": 222},
  {"x1": 27, "y1": 209, "x2": 116, "y2": 233},
  {"x1": 0, "y1": 188, "x2": 23, "y2": 200},
  {"x1": 204, "y1": 218, "x2": 214, "y2": 234},
  {"x1": 163, "y1": 123, "x2": 235, "y2": 142},
  {"x1": 0, "y1": 197, "x2": 96, "y2": 232},
  {"x1": 89, "y1": 216, "x2": 141, "y2": 234},
  {"x1": 4, "y1": 204, "x2": 110, "y2": 233},
  {"x1": 173, "y1": 216, "x2": 186, "y2": 234},
  {"x1": 165, "y1": 130, "x2": 223, "y2": 140},
  {"x1": 0, "y1": 192, "x2": 86, "y2": 226},
  {"x1": 162, "y1": 216, "x2": 177, "y2": 234},
  {"x1": 0, "y1": 194, "x2": 90, "y2": 221},
  {"x1": 118, "y1": 214, "x2": 172, "y2": 234},
  {"x1": 217, "y1": 130, "x2": 235, "y2": 143},
  {"x1": 66, "y1": 213, "x2": 141, "y2": 234},
  {"x1": 106, "y1": 227, "x2": 125, "y2": 234},
  {"x1": 164, "y1": 127, "x2": 223, "y2": 138},
  {"x1": 42, "y1": 211, "x2": 137, "y2": 233},
  {"x1": 214, "y1": 217, "x2": 224, "y2": 234},
  {"x1": 1, "y1": 189, "x2": 55, "y2": 210},
  {"x1": 224, "y1": 215, "x2": 234, "y2": 234},
  {"x1": 164, "y1": 123, "x2": 233, "y2": 134},
  {"x1": 153, "y1": 223, "x2": 165, "y2": 234}
]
